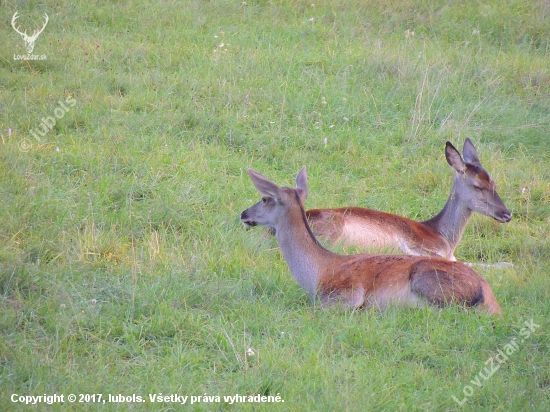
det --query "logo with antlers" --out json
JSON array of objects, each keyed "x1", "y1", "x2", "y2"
[{"x1": 11, "y1": 11, "x2": 49, "y2": 54}]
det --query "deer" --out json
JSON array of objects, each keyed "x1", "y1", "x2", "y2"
[
  {"x1": 11, "y1": 12, "x2": 49, "y2": 54},
  {"x1": 305, "y1": 139, "x2": 511, "y2": 261},
  {"x1": 241, "y1": 167, "x2": 502, "y2": 315}
]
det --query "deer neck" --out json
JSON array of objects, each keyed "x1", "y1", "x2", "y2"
[
  {"x1": 274, "y1": 194, "x2": 336, "y2": 299},
  {"x1": 422, "y1": 175, "x2": 472, "y2": 252}
]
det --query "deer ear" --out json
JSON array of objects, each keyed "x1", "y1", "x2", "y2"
[
  {"x1": 295, "y1": 166, "x2": 308, "y2": 203},
  {"x1": 248, "y1": 169, "x2": 280, "y2": 199},
  {"x1": 462, "y1": 138, "x2": 481, "y2": 166},
  {"x1": 445, "y1": 141, "x2": 466, "y2": 173}
]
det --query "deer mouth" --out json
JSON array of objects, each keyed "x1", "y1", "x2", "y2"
[
  {"x1": 494, "y1": 211, "x2": 512, "y2": 223},
  {"x1": 240, "y1": 210, "x2": 257, "y2": 226}
]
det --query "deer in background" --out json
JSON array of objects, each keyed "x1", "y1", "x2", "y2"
[
  {"x1": 241, "y1": 167, "x2": 501, "y2": 315},
  {"x1": 306, "y1": 139, "x2": 511, "y2": 261},
  {"x1": 11, "y1": 12, "x2": 49, "y2": 54}
]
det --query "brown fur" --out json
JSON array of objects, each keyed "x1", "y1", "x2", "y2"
[
  {"x1": 318, "y1": 254, "x2": 500, "y2": 314},
  {"x1": 308, "y1": 207, "x2": 449, "y2": 257}
]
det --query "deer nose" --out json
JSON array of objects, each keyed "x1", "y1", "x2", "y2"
[
  {"x1": 496, "y1": 210, "x2": 512, "y2": 222},
  {"x1": 240, "y1": 210, "x2": 256, "y2": 226}
]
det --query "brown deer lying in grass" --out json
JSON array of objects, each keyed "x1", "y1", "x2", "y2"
[
  {"x1": 306, "y1": 139, "x2": 511, "y2": 260},
  {"x1": 241, "y1": 167, "x2": 501, "y2": 315}
]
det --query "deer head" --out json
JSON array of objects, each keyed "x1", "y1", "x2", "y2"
[
  {"x1": 12, "y1": 12, "x2": 49, "y2": 54},
  {"x1": 445, "y1": 138, "x2": 512, "y2": 223},
  {"x1": 241, "y1": 167, "x2": 309, "y2": 230}
]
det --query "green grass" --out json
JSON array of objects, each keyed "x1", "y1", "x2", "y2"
[{"x1": 1, "y1": 0, "x2": 549, "y2": 410}]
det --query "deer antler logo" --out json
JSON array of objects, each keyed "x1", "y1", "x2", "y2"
[{"x1": 11, "y1": 12, "x2": 49, "y2": 54}]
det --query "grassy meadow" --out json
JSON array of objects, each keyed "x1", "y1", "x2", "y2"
[{"x1": 1, "y1": 0, "x2": 550, "y2": 410}]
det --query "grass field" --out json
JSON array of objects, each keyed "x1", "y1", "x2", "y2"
[{"x1": 1, "y1": 0, "x2": 549, "y2": 410}]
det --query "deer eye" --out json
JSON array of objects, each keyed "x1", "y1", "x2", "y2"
[
  {"x1": 473, "y1": 185, "x2": 483, "y2": 192},
  {"x1": 262, "y1": 197, "x2": 268, "y2": 203}
]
